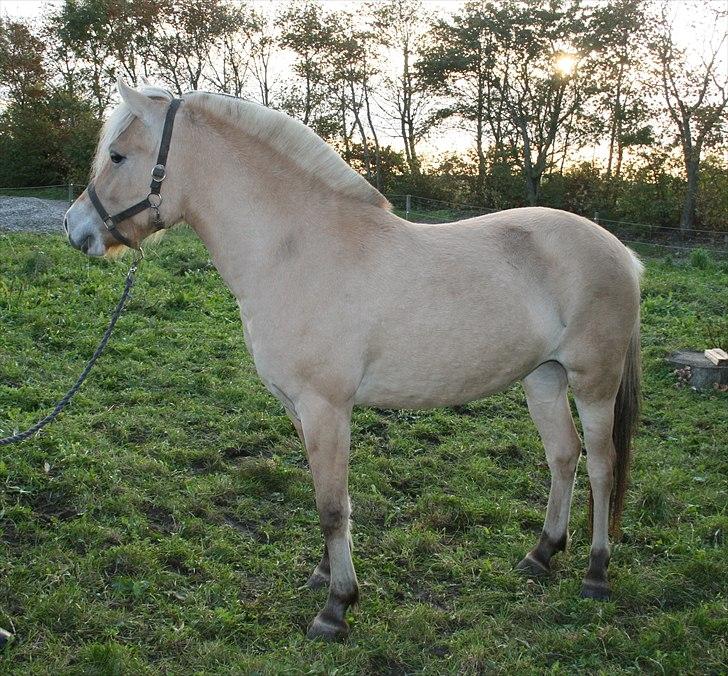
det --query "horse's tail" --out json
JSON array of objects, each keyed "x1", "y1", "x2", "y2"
[
  {"x1": 588, "y1": 251, "x2": 642, "y2": 538},
  {"x1": 609, "y1": 315, "x2": 641, "y2": 536}
]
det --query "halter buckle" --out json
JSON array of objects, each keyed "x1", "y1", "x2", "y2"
[
  {"x1": 103, "y1": 217, "x2": 115, "y2": 231},
  {"x1": 151, "y1": 164, "x2": 166, "y2": 181},
  {"x1": 149, "y1": 205, "x2": 164, "y2": 231}
]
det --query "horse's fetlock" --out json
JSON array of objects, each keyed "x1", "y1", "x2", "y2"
[
  {"x1": 547, "y1": 531, "x2": 568, "y2": 553},
  {"x1": 532, "y1": 531, "x2": 567, "y2": 567},
  {"x1": 342, "y1": 583, "x2": 360, "y2": 609},
  {"x1": 586, "y1": 547, "x2": 611, "y2": 581}
]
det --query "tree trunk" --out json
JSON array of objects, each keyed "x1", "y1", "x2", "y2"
[
  {"x1": 340, "y1": 87, "x2": 350, "y2": 162},
  {"x1": 401, "y1": 44, "x2": 420, "y2": 176},
  {"x1": 519, "y1": 121, "x2": 539, "y2": 206},
  {"x1": 606, "y1": 60, "x2": 625, "y2": 180},
  {"x1": 615, "y1": 135, "x2": 624, "y2": 180},
  {"x1": 680, "y1": 156, "x2": 700, "y2": 232},
  {"x1": 524, "y1": 173, "x2": 539, "y2": 206},
  {"x1": 303, "y1": 58, "x2": 312, "y2": 126},
  {"x1": 349, "y1": 80, "x2": 372, "y2": 180},
  {"x1": 363, "y1": 78, "x2": 382, "y2": 190},
  {"x1": 475, "y1": 73, "x2": 486, "y2": 201}
]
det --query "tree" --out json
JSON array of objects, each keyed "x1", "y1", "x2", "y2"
[
  {"x1": 277, "y1": 1, "x2": 339, "y2": 137},
  {"x1": 0, "y1": 18, "x2": 99, "y2": 187},
  {"x1": 152, "y1": 0, "x2": 235, "y2": 95},
  {"x1": 49, "y1": 1, "x2": 115, "y2": 116},
  {"x1": 491, "y1": 0, "x2": 598, "y2": 206},
  {"x1": 655, "y1": 3, "x2": 728, "y2": 231},
  {"x1": 205, "y1": 2, "x2": 258, "y2": 97},
  {"x1": 321, "y1": 12, "x2": 385, "y2": 187},
  {"x1": 368, "y1": 0, "x2": 435, "y2": 176},
  {"x1": 0, "y1": 18, "x2": 48, "y2": 109},
  {"x1": 418, "y1": 1, "x2": 508, "y2": 200},
  {"x1": 246, "y1": 8, "x2": 278, "y2": 107},
  {"x1": 46, "y1": 0, "x2": 165, "y2": 120},
  {"x1": 588, "y1": 0, "x2": 652, "y2": 181}
]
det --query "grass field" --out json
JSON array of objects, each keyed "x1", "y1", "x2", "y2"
[
  {"x1": 0, "y1": 229, "x2": 726, "y2": 674},
  {"x1": 0, "y1": 187, "x2": 72, "y2": 202}
]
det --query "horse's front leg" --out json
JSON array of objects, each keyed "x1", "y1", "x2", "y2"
[
  {"x1": 297, "y1": 396, "x2": 358, "y2": 640},
  {"x1": 286, "y1": 410, "x2": 331, "y2": 591}
]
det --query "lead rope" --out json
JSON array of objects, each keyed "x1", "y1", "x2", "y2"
[{"x1": 0, "y1": 255, "x2": 141, "y2": 446}]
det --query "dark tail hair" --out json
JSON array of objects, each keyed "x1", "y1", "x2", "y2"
[
  {"x1": 609, "y1": 318, "x2": 641, "y2": 536},
  {"x1": 587, "y1": 317, "x2": 641, "y2": 538}
]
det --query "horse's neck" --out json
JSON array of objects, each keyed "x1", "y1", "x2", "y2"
[{"x1": 180, "y1": 126, "x2": 387, "y2": 301}]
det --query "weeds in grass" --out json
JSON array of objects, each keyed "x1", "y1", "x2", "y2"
[{"x1": 690, "y1": 247, "x2": 712, "y2": 270}]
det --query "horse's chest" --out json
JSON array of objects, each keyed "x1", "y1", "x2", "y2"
[{"x1": 237, "y1": 301, "x2": 302, "y2": 406}]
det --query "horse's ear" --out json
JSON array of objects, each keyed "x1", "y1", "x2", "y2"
[{"x1": 117, "y1": 77, "x2": 160, "y2": 127}]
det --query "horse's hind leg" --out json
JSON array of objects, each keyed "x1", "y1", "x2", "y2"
[
  {"x1": 517, "y1": 361, "x2": 582, "y2": 576},
  {"x1": 572, "y1": 388, "x2": 618, "y2": 600}
]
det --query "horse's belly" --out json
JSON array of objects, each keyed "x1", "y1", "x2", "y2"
[{"x1": 354, "y1": 342, "x2": 546, "y2": 409}]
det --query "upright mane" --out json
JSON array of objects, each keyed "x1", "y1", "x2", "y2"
[
  {"x1": 186, "y1": 91, "x2": 390, "y2": 209},
  {"x1": 95, "y1": 85, "x2": 388, "y2": 208}
]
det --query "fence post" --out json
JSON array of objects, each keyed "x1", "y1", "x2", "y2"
[
  {"x1": 593, "y1": 211, "x2": 599, "y2": 225},
  {"x1": 67, "y1": 182, "x2": 73, "y2": 206},
  {"x1": 405, "y1": 194, "x2": 411, "y2": 221}
]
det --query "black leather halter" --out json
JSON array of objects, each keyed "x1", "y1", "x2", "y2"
[{"x1": 87, "y1": 97, "x2": 183, "y2": 249}]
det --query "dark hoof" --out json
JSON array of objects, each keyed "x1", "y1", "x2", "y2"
[
  {"x1": 581, "y1": 580, "x2": 611, "y2": 601},
  {"x1": 516, "y1": 553, "x2": 550, "y2": 578},
  {"x1": 305, "y1": 570, "x2": 330, "y2": 591},
  {"x1": 306, "y1": 613, "x2": 349, "y2": 641},
  {"x1": 0, "y1": 628, "x2": 12, "y2": 650}
]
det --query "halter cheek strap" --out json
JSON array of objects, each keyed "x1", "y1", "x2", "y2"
[{"x1": 87, "y1": 97, "x2": 183, "y2": 250}]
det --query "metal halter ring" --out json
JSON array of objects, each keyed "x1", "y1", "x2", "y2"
[
  {"x1": 151, "y1": 164, "x2": 166, "y2": 181},
  {"x1": 147, "y1": 193, "x2": 162, "y2": 209}
]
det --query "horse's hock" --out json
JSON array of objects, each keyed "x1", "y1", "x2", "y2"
[{"x1": 667, "y1": 350, "x2": 728, "y2": 391}]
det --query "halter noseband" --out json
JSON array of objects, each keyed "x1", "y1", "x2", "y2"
[{"x1": 87, "y1": 97, "x2": 183, "y2": 250}]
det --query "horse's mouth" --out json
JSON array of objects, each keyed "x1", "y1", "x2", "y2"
[{"x1": 68, "y1": 231, "x2": 106, "y2": 257}]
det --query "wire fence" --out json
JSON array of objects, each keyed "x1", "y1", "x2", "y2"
[
  {"x1": 0, "y1": 183, "x2": 83, "y2": 204},
  {"x1": 1, "y1": 185, "x2": 727, "y2": 258},
  {"x1": 389, "y1": 193, "x2": 728, "y2": 258}
]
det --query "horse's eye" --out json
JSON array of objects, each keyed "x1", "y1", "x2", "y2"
[{"x1": 110, "y1": 152, "x2": 125, "y2": 164}]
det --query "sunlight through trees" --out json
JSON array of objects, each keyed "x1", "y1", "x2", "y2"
[{"x1": 0, "y1": 0, "x2": 726, "y2": 230}]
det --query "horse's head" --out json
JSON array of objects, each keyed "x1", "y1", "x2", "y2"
[{"x1": 65, "y1": 79, "x2": 185, "y2": 256}]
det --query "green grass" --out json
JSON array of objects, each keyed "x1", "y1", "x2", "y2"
[
  {"x1": 0, "y1": 229, "x2": 726, "y2": 674},
  {"x1": 0, "y1": 187, "x2": 73, "y2": 202},
  {"x1": 394, "y1": 207, "x2": 494, "y2": 224}
]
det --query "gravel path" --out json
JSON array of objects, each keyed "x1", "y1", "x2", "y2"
[{"x1": 0, "y1": 196, "x2": 68, "y2": 234}]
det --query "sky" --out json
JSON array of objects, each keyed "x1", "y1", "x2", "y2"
[
  {"x1": 1, "y1": 0, "x2": 726, "y2": 161},
  {"x1": 3, "y1": 0, "x2": 724, "y2": 51}
]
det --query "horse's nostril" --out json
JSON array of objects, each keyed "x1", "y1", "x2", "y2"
[{"x1": 80, "y1": 236, "x2": 91, "y2": 254}]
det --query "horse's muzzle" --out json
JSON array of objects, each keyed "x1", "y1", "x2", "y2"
[{"x1": 68, "y1": 232, "x2": 93, "y2": 254}]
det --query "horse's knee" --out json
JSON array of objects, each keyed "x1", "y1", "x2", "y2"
[
  {"x1": 548, "y1": 444, "x2": 580, "y2": 475},
  {"x1": 318, "y1": 501, "x2": 349, "y2": 538}
]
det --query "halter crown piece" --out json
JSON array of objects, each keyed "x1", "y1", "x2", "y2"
[{"x1": 87, "y1": 98, "x2": 183, "y2": 250}]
